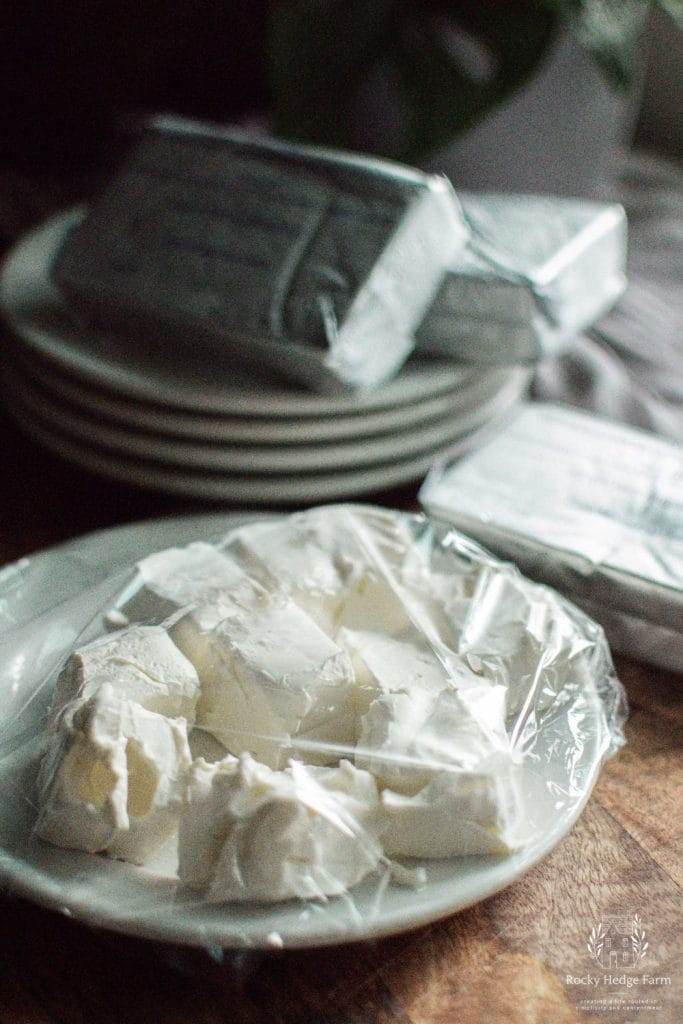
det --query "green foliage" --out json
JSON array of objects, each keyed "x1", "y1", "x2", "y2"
[
  {"x1": 267, "y1": 0, "x2": 681, "y2": 162},
  {"x1": 540, "y1": 0, "x2": 647, "y2": 87}
]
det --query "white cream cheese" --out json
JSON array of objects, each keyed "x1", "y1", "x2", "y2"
[
  {"x1": 50, "y1": 625, "x2": 200, "y2": 724},
  {"x1": 227, "y1": 506, "x2": 416, "y2": 635},
  {"x1": 34, "y1": 685, "x2": 191, "y2": 863},
  {"x1": 178, "y1": 754, "x2": 383, "y2": 902},
  {"x1": 380, "y1": 768, "x2": 521, "y2": 857},
  {"x1": 171, "y1": 592, "x2": 358, "y2": 768},
  {"x1": 356, "y1": 683, "x2": 511, "y2": 796},
  {"x1": 345, "y1": 629, "x2": 520, "y2": 855},
  {"x1": 450, "y1": 569, "x2": 595, "y2": 715},
  {"x1": 119, "y1": 541, "x2": 246, "y2": 623},
  {"x1": 36, "y1": 505, "x2": 594, "y2": 896}
]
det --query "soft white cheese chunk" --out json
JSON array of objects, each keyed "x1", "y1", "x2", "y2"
[
  {"x1": 178, "y1": 755, "x2": 383, "y2": 902},
  {"x1": 356, "y1": 681, "x2": 511, "y2": 795},
  {"x1": 344, "y1": 631, "x2": 521, "y2": 857},
  {"x1": 448, "y1": 569, "x2": 595, "y2": 715},
  {"x1": 339, "y1": 629, "x2": 496, "y2": 712},
  {"x1": 118, "y1": 541, "x2": 246, "y2": 623},
  {"x1": 381, "y1": 767, "x2": 521, "y2": 857},
  {"x1": 171, "y1": 593, "x2": 357, "y2": 768},
  {"x1": 50, "y1": 625, "x2": 200, "y2": 724},
  {"x1": 34, "y1": 686, "x2": 191, "y2": 863},
  {"x1": 227, "y1": 506, "x2": 416, "y2": 635}
]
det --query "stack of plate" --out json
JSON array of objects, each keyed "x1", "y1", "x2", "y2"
[{"x1": 0, "y1": 211, "x2": 530, "y2": 505}]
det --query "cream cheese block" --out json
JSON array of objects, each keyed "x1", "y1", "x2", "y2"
[
  {"x1": 171, "y1": 592, "x2": 357, "y2": 768},
  {"x1": 380, "y1": 768, "x2": 521, "y2": 857},
  {"x1": 227, "y1": 506, "x2": 416, "y2": 635},
  {"x1": 356, "y1": 683, "x2": 511, "y2": 796},
  {"x1": 447, "y1": 569, "x2": 596, "y2": 716},
  {"x1": 119, "y1": 541, "x2": 246, "y2": 623},
  {"x1": 50, "y1": 625, "x2": 201, "y2": 724},
  {"x1": 340, "y1": 629, "x2": 500, "y2": 711},
  {"x1": 345, "y1": 630, "x2": 520, "y2": 854},
  {"x1": 178, "y1": 755, "x2": 383, "y2": 902},
  {"x1": 34, "y1": 686, "x2": 192, "y2": 863}
]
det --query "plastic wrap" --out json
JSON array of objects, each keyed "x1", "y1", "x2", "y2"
[
  {"x1": 0, "y1": 505, "x2": 626, "y2": 949},
  {"x1": 417, "y1": 194, "x2": 627, "y2": 363},
  {"x1": 420, "y1": 404, "x2": 683, "y2": 671}
]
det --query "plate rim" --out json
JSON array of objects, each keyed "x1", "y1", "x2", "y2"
[
  {"x1": 6, "y1": 398, "x2": 520, "y2": 503},
  {"x1": 15, "y1": 351, "x2": 517, "y2": 443},
  {"x1": 8, "y1": 366, "x2": 528, "y2": 474}
]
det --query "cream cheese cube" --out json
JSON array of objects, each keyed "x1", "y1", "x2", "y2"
[
  {"x1": 356, "y1": 682, "x2": 511, "y2": 796},
  {"x1": 381, "y1": 767, "x2": 521, "y2": 858},
  {"x1": 178, "y1": 755, "x2": 383, "y2": 902},
  {"x1": 445, "y1": 569, "x2": 596, "y2": 716},
  {"x1": 34, "y1": 686, "x2": 191, "y2": 864},
  {"x1": 118, "y1": 541, "x2": 246, "y2": 623},
  {"x1": 50, "y1": 625, "x2": 200, "y2": 724},
  {"x1": 339, "y1": 629, "x2": 494, "y2": 712},
  {"x1": 227, "y1": 506, "x2": 416, "y2": 635},
  {"x1": 171, "y1": 594, "x2": 357, "y2": 768}
]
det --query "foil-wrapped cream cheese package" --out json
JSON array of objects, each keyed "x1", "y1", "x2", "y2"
[
  {"x1": 0, "y1": 505, "x2": 626, "y2": 926},
  {"x1": 420, "y1": 404, "x2": 683, "y2": 670},
  {"x1": 52, "y1": 117, "x2": 469, "y2": 392},
  {"x1": 417, "y1": 195, "x2": 627, "y2": 363}
]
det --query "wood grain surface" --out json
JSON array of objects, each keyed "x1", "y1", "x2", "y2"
[{"x1": 0, "y1": 404, "x2": 680, "y2": 1024}]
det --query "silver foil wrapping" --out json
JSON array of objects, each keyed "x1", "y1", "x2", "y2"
[
  {"x1": 420, "y1": 403, "x2": 682, "y2": 670},
  {"x1": 418, "y1": 195, "x2": 627, "y2": 364},
  {"x1": 53, "y1": 116, "x2": 468, "y2": 393}
]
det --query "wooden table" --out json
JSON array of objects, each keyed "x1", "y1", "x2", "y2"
[{"x1": 0, "y1": 403, "x2": 680, "y2": 1024}]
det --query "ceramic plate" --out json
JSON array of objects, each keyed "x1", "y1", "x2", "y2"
[
  {"x1": 0, "y1": 210, "x2": 474, "y2": 416},
  {"x1": 15, "y1": 352, "x2": 516, "y2": 445},
  {"x1": 6, "y1": 397, "x2": 522, "y2": 503},
  {"x1": 7, "y1": 365, "x2": 529, "y2": 474},
  {"x1": 0, "y1": 513, "x2": 610, "y2": 949}
]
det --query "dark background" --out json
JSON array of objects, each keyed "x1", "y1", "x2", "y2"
[
  {"x1": 1, "y1": 2, "x2": 680, "y2": 177},
  {"x1": 2, "y1": 2, "x2": 269, "y2": 172}
]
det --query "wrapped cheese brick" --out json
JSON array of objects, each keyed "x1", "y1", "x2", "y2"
[
  {"x1": 417, "y1": 195, "x2": 627, "y2": 363},
  {"x1": 52, "y1": 116, "x2": 469, "y2": 392},
  {"x1": 420, "y1": 403, "x2": 683, "y2": 670}
]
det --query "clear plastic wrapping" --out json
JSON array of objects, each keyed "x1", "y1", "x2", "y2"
[{"x1": 0, "y1": 505, "x2": 626, "y2": 949}]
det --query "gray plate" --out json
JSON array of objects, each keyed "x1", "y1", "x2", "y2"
[
  {"x1": 5, "y1": 394, "x2": 525, "y2": 504},
  {"x1": 7, "y1": 363, "x2": 530, "y2": 475},
  {"x1": 15, "y1": 350, "x2": 515, "y2": 445}
]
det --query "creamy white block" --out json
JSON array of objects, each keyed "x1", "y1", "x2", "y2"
[
  {"x1": 34, "y1": 686, "x2": 192, "y2": 863},
  {"x1": 50, "y1": 625, "x2": 201, "y2": 724},
  {"x1": 227, "y1": 506, "x2": 416, "y2": 635},
  {"x1": 340, "y1": 629, "x2": 497, "y2": 710},
  {"x1": 381, "y1": 768, "x2": 521, "y2": 858},
  {"x1": 354, "y1": 676, "x2": 510, "y2": 794},
  {"x1": 448, "y1": 569, "x2": 596, "y2": 716},
  {"x1": 118, "y1": 541, "x2": 246, "y2": 623},
  {"x1": 345, "y1": 633, "x2": 521, "y2": 858},
  {"x1": 178, "y1": 755, "x2": 383, "y2": 902},
  {"x1": 171, "y1": 592, "x2": 358, "y2": 768}
]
